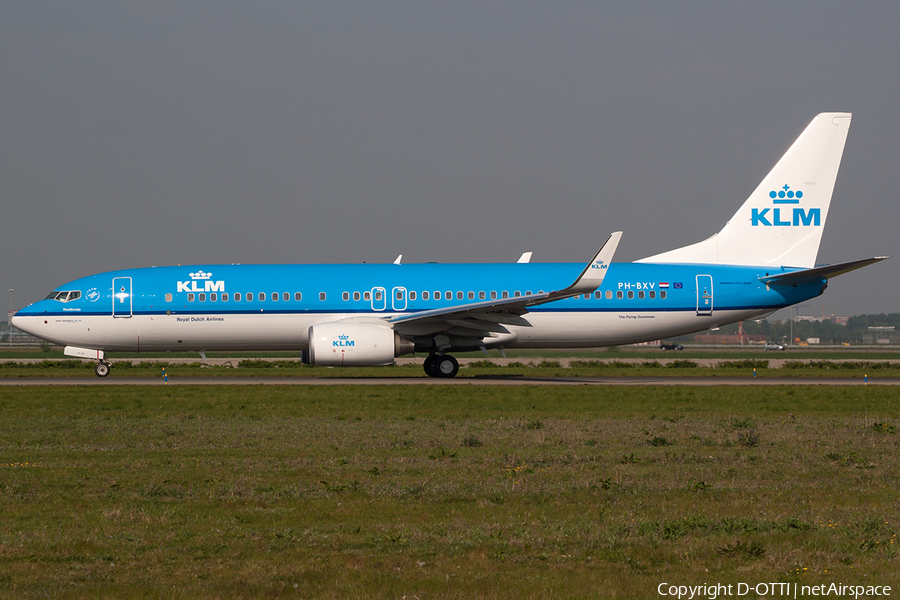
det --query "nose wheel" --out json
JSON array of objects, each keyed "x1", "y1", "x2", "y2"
[
  {"x1": 423, "y1": 354, "x2": 459, "y2": 378},
  {"x1": 95, "y1": 361, "x2": 111, "y2": 377}
]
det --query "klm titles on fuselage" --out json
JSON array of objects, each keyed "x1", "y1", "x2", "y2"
[
  {"x1": 751, "y1": 185, "x2": 821, "y2": 227},
  {"x1": 176, "y1": 271, "x2": 225, "y2": 293}
]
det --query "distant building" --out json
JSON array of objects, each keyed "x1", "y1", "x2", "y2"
[
  {"x1": 863, "y1": 326, "x2": 899, "y2": 345},
  {"x1": 793, "y1": 314, "x2": 849, "y2": 325}
]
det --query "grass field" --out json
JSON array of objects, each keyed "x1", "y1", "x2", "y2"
[
  {"x1": 2, "y1": 385, "x2": 899, "y2": 598},
  {"x1": 2, "y1": 356, "x2": 900, "y2": 380}
]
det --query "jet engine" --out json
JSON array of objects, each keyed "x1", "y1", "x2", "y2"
[{"x1": 307, "y1": 321, "x2": 414, "y2": 367}]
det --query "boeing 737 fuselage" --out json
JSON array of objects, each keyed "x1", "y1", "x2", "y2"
[{"x1": 13, "y1": 113, "x2": 887, "y2": 377}]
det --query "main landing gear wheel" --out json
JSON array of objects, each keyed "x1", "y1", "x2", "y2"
[
  {"x1": 423, "y1": 355, "x2": 459, "y2": 378},
  {"x1": 95, "y1": 362, "x2": 110, "y2": 378},
  {"x1": 423, "y1": 355, "x2": 438, "y2": 377},
  {"x1": 435, "y1": 355, "x2": 459, "y2": 378}
]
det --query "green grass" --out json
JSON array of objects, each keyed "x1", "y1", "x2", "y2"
[
  {"x1": 2, "y1": 357, "x2": 899, "y2": 379},
  {"x1": 2, "y1": 385, "x2": 900, "y2": 598}
]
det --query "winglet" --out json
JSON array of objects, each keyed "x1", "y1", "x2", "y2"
[
  {"x1": 517, "y1": 252, "x2": 533, "y2": 264},
  {"x1": 559, "y1": 231, "x2": 622, "y2": 295},
  {"x1": 393, "y1": 254, "x2": 402, "y2": 265}
]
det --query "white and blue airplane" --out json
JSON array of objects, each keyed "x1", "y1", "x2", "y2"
[{"x1": 13, "y1": 113, "x2": 886, "y2": 377}]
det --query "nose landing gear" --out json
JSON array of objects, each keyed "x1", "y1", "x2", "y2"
[{"x1": 95, "y1": 360, "x2": 111, "y2": 377}]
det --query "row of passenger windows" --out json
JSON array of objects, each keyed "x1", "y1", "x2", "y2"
[
  {"x1": 169, "y1": 289, "x2": 667, "y2": 303},
  {"x1": 173, "y1": 292, "x2": 303, "y2": 303}
]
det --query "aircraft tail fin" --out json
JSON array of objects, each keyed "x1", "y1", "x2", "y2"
[{"x1": 638, "y1": 113, "x2": 852, "y2": 269}]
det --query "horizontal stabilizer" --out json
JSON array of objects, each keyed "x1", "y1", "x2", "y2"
[{"x1": 759, "y1": 256, "x2": 888, "y2": 286}]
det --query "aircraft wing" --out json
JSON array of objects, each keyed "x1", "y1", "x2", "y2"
[
  {"x1": 759, "y1": 256, "x2": 888, "y2": 286},
  {"x1": 389, "y1": 232, "x2": 622, "y2": 340}
]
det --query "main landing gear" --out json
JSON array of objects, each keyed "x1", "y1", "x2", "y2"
[
  {"x1": 95, "y1": 360, "x2": 111, "y2": 377},
  {"x1": 423, "y1": 354, "x2": 459, "y2": 378}
]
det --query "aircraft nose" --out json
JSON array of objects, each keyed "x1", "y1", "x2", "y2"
[{"x1": 11, "y1": 312, "x2": 41, "y2": 337}]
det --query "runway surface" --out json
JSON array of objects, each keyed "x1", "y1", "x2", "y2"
[{"x1": 0, "y1": 376, "x2": 894, "y2": 386}]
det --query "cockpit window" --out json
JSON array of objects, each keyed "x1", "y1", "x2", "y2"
[{"x1": 45, "y1": 290, "x2": 81, "y2": 302}]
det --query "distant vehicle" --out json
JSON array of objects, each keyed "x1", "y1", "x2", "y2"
[
  {"x1": 660, "y1": 343, "x2": 684, "y2": 351},
  {"x1": 764, "y1": 342, "x2": 786, "y2": 351}
]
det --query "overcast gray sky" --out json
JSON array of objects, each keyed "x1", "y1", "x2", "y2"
[{"x1": 1, "y1": 2, "x2": 897, "y2": 319}]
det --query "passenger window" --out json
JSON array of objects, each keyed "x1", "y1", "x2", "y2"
[
  {"x1": 479, "y1": 291, "x2": 485, "y2": 300},
  {"x1": 616, "y1": 291, "x2": 623, "y2": 299},
  {"x1": 271, "y1": 292, "x2": 278, "y2": 301},
  {"x1": 364, "y1": 291, "x2": 371, "y2": 301},
  {"x1": 165, "y1": 293, "x2": 173, "y2": 302},
  {"x1": 211, "y1": 293, "x2": 218, "y2": 302},
  {"x1": 490, "y1": 291, "x2": 497, "y2": 300},
  {"x1": 661, "y1": 291, "x2": 667, "y2": 299},
  {"x1": 434, "y1": 291, "x2": 440, "y2": 300},
  {"x1": 342, "y1": 292, "x2": 350, "y2": 301},
  {"x1": 638, "y1": 291, "x2": 645, "y2": 299},
  {"x1": 246, "y1": 293, "x2": 253, "y2": 302},
  {"x1": 294, "y1": 292, "x2": 302, "y2": 301},
  {"x1": 375, "y1": 291, "x2": 382, "y2": 301},
  {"x1": 502, "y1": 291, "x2": 509, "y2": 299},
  {"x1": 423, "y1": 291, "x2": 429, "y2": 300},
  {"x1": 234, "y1": 293, "x2": 241, "y2": 302},
  {"x1": 188, "y1": 293, "x2": 195, "y2": 302},
  {"x1": 319, "y1": 292, "x2": 326, "y2": 301},
  {"x1": 199, "y1": 293, "x2": 206, "y2": 302},
  {"x1": 627, "y1": 291, "x2": 634, "y2": 299},
  {"x1": 397, "y1": 290, "x2": 404, "y2": 300},
  {"x1": 594, "y1": 291, "x2": 601, "y2": 299},
  {"x1": 649, "y1": 291, "x2": 655, "y2": 299},
  {"x1": 222, "y1": 293, "x2": 229, "y2": 302},
  {"x1": 409, "y1": 291, "x2": 416, "y2": 301},
  {"x1": 353, "y1": 291, "x2": 361, "y2": 301},
  {"x1": 445, "y1": 291, "x2": 452, "y2": 300},
  {"x1": 514, "y1": 291, "x2": 521, "y2": 297},
  {"x1": 468, "y1": 291, "x2": 475, "y2": 300},
  {"x1": 259, "y1": 292, "x2": 265, "y2": 302},
  {"x1": 606, "y1": 290, "x2": 613, "y2": 299},
  {"x1": 526, "y1": 290, "x2": 532, "y2": 296},
  {"x1": 456, "y1": 291, "x2": 463, "y2": 300},
  {"x1": 283, "y1": 292, "x2": 289, "y2": 302}
]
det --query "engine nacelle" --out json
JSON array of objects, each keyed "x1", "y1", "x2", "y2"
[{"x1": 307, "y1": 322, "x2": 414, "y2": 367}]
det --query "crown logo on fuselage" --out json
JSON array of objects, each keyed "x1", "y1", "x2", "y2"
[{"x1": 190, "y1": 271, "x2": 212, "y2": 280}]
